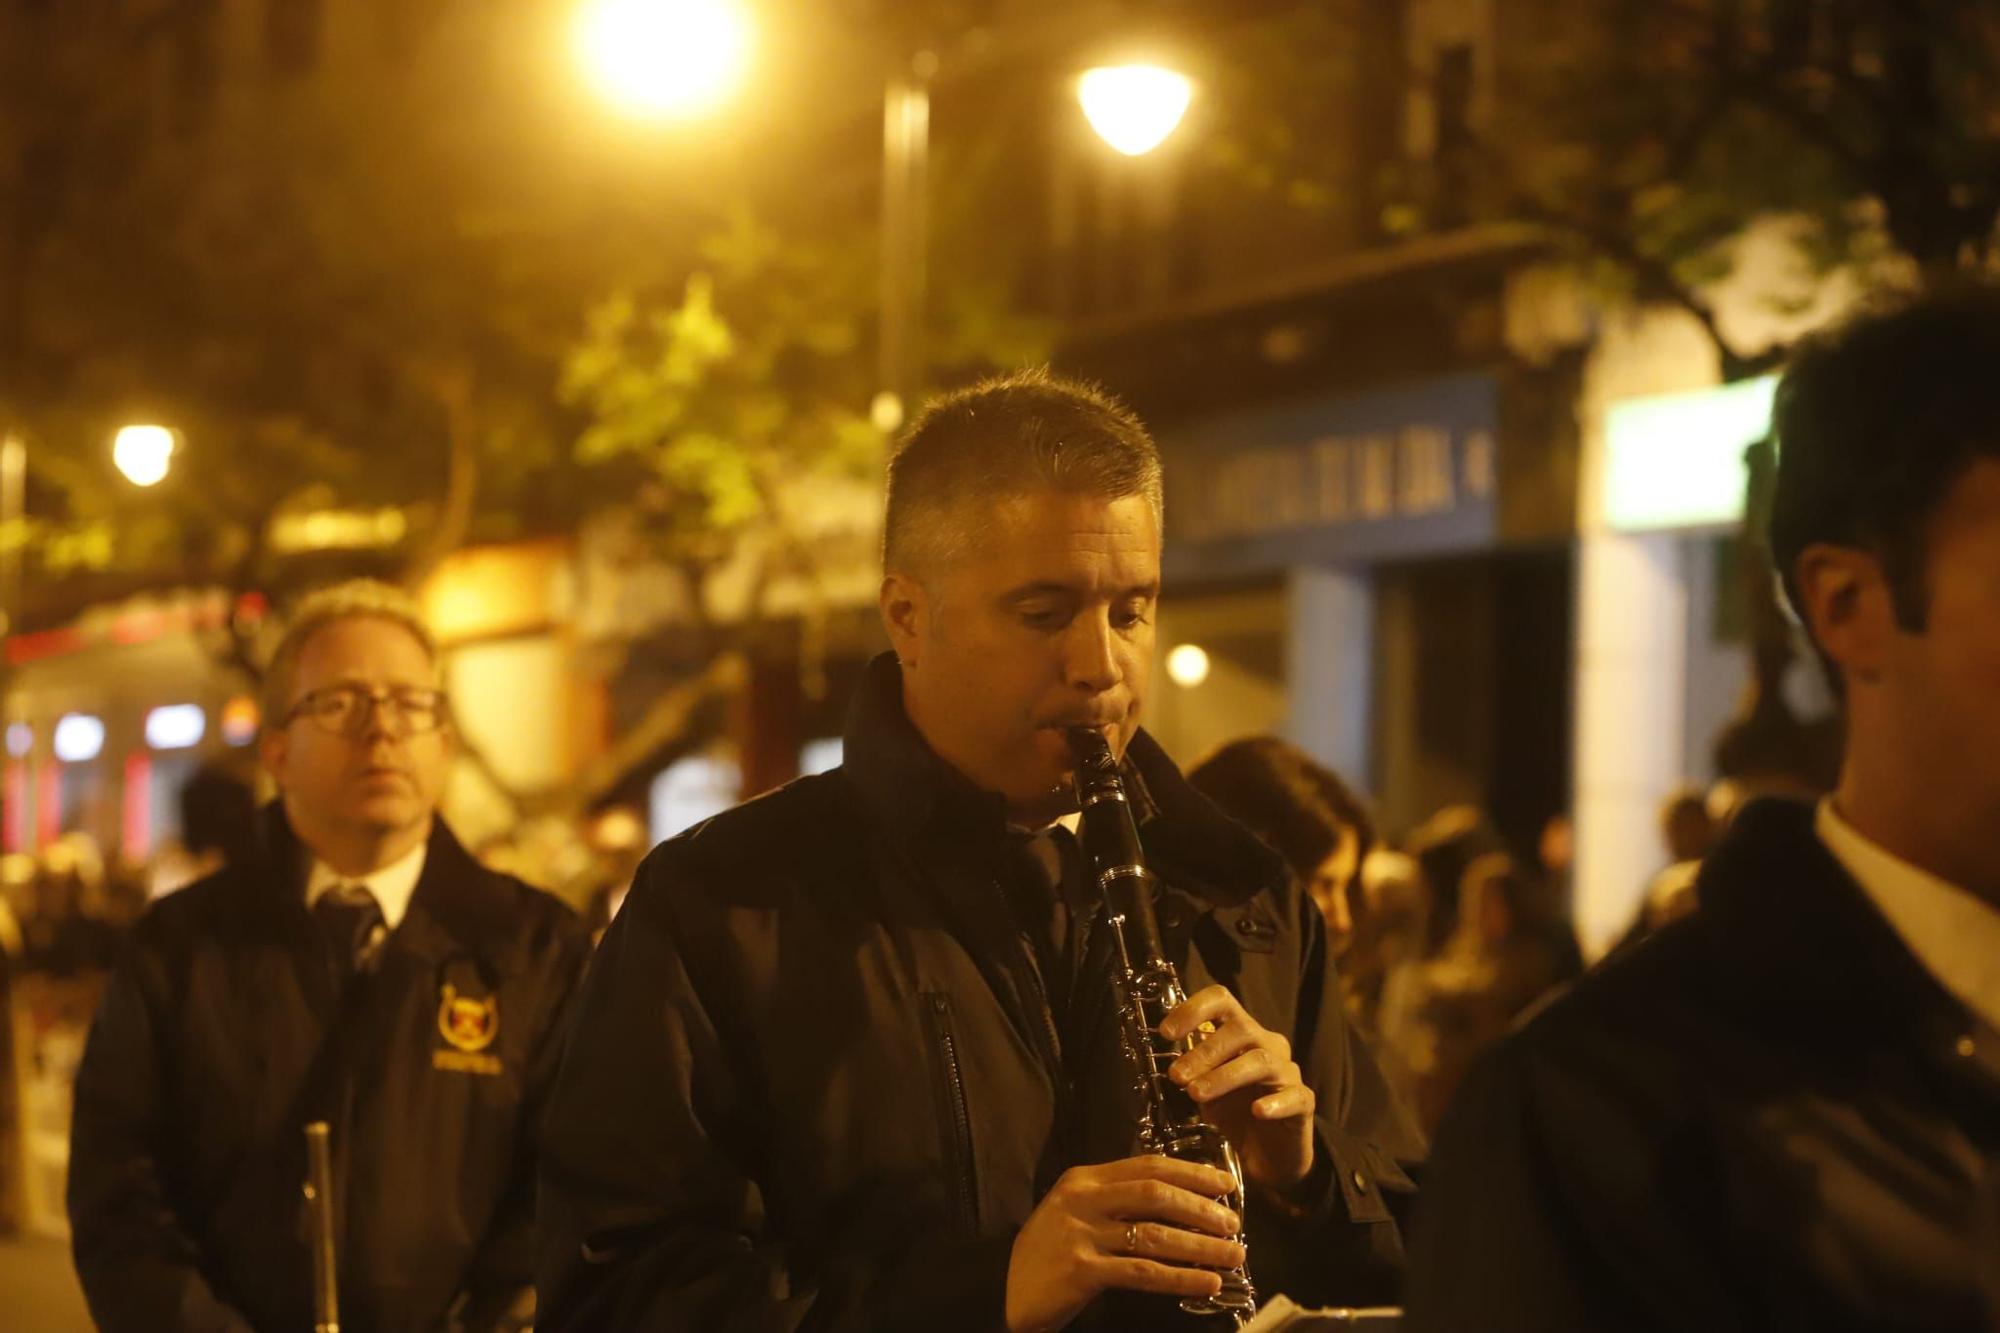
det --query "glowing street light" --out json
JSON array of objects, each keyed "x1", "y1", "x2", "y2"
[
  {"x1": 1078, "y1": 64, "x2": 1193, "y2": 156},
  {"x1": 1166, "y1": 643, "x2": 1211, "y2": 688},
  {"x1": 112, "y1": 424, "x2": 178, "y2": 487},
  {"x1": 577, "y1": 0, "x2": 753, "y2": 121}
]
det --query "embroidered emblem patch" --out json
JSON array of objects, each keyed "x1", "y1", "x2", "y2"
[
  {"x1": 433, "y1": 981, "x2": 502, "y2": 1076},
  {"x1": 439, "y1": 981, "x2": 500, "y2": 1052}
]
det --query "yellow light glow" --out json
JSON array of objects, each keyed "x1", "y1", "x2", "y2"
[
  {"x1": 112, "y1": 424, "x2": 177, "y2": 487},
  {"x1": 1078, "y1": 65, "x2": 1193, "y2": 156},
  {"x1": 220, "y1": 696, "x2": 260, "y2": 746},
  {"x1": 869, "y1": 391, "x2": 905, "y2": 435},
  {"x1": 1166, "y1": 643, "x2": 1211, "y2": 688},
  {"x1": 577, "y1": 0, "x2": 752, "y2": 120}
]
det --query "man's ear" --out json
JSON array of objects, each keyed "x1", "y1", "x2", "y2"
[
  {"x1": 1794, "y1": 544, "x2": 1894, "y2": 686},
  {"x1": 259, "y1": 727, "x2": 290, "y2": 791},
  {"x1": 880, "y1": 571, "x2": 929, "y2": 669}
]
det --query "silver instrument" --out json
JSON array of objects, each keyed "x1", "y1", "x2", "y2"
[{"x1": 303, "y1": 1120, "x2": 340, "y2": 1333}]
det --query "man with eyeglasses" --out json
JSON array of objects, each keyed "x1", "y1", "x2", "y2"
[{"x1": 68, "y1": 580, "x2": 590, "y2": 1332}]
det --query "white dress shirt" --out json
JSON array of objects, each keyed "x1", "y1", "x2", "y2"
[
  {"x1": 305, "y1": 837, "x2": 428, "y2": 931},
  {"x1": 1816, "y1": 799, "x2": 2000, "y2": 1033}
]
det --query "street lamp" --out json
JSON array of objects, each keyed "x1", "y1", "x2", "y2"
[
  {"x1": 873, "y1": 57, "x2": 1193, "y2": 434},
  {"x1": 1166, "y1": 643, "x2": 1211, "y2": 688},
  {"x1": 112, "y1": 424, "x2": 178, "y2": 487},
  {"x1": 1077, "y1": 64, "x2": 1194, "y2": 157},
  {"x1": 576, "y1": 0, "x2": 753, "y2": 121}
]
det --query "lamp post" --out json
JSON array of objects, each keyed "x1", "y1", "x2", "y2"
[
  {"x1": 872, "y1": 58, "x2": 935, "y2": 436},
  {"x1": 873, "y1": 57, "x2": 1191, "y2": 434}
]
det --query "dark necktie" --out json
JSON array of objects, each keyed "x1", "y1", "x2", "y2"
[
  {"x1": 1010, "y1": 825, "x2": 1080, "y2": 1020},
  {"x1": 314, "y1": 883, "x2": 385, "y2": 985}
]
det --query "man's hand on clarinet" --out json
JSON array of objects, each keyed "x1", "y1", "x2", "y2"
[
  {"x1": 1161, "y1": 984, "x2": 1317, "y2": 1190},
  {"x1": 1004, "y1": 1157, "x2": 1246, "y2": 1333}
]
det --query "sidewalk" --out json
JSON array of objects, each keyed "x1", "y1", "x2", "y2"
[{"x1": 0, "y1": 1231, "x2": 91, "y2": 1331}]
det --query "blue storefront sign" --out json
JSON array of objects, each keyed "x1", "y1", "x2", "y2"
[{"x1": 1162, "y1": 372, "x2": 1499, "y2": 579}]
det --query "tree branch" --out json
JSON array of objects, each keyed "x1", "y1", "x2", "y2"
[{"x1": 1503, "y1": 192, "x2": 1784, "y2": 379}]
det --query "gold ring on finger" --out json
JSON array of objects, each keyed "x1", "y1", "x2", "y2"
[{"x1": 1124, "y1": 1222, "x2": 1141, "y2": 1254}]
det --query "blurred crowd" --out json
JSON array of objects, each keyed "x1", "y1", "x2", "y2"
[{"x1": 1187, "y1": 736, "x2": 1752, "y2": 1136}]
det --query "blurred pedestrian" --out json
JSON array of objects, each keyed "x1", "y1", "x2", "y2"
[
  {"x1": 1405, "y1": 805, "x2": 1502, "y2": 956},
  {"x1": 22, "y1": 834, "x2": 118, "y2": 977},
  {"x1": 1407, "y1": 286, "x2": 2000, "y2": 1332},
  {"x1": 1355, "y1": 849, "x2": 1431, "y2": 1114},
  {"x1": 67, "y1": 579, "x2": 590, "y2": 1332},
  {"x1": 1615, "y1": 787, "x2": 1719, "y2": 951},
  {"x1": 537, "y1": 371, "x2": 1423, "y2": 1331},
  {"x1": 1185, "y1": 736, "x2": 1376, "y2": 956},
  {"x1": 1535, "y1": 812, "x2": 1573, "y2": 886},
  {"x1": 157, "y1": 760, "x2": 261, "y2": 895},
  {"x1": 1411, "y1": 853, "x2": 1575, "y2": 1130}
]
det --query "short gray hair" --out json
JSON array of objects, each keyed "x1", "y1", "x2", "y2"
[
  {"x1": 260, "y1": 579, "x2": 441, "y2": 727},
  {"x1": 883, "y1": 368, "x2": 1164, "y2": 576}
]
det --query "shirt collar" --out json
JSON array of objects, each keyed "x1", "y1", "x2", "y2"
[
  {"x1": 305, "y1": 837, "x2": 429, "y2": 931},
  {"x1": 1011, "y1": 812, "x2": 1084, "y2": 838},
  {"x1": 1816, "y1": 798, "x2": 2000, "y2": 1032}
]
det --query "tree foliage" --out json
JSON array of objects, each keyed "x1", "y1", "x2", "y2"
[
  {"x1": 560, "y1": 211, "x2": 890, "y2": 613},
  {"x1": 1205, "y1": 0, "x2": 2000, "y2": 375}
]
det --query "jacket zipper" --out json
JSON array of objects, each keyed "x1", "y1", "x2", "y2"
[{"x1": 925, "y1": 993, "x2": 979, "y2": 1232}]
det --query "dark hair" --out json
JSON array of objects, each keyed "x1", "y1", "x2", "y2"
[
  {"x1": 1458, "y1": 852, "x2": 1537, "y2": 938},
  {"x1": 1770, "y1": 285, "x2": 2000, "y2": 664},
  {"x1": 179, "y1": 764, "x2": 259, "y2": 863},
  {"x1": 1657, "y1": 787, "x2": 1714, "y2": 864},
  {"x1": 883, "y1": 368, "x2": 1163, "y2": 575},
  {"x1": 1186, "y1": 736, "x2": 1377, "y2": 879}
]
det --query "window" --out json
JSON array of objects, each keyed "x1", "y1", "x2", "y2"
[
  {"x1": 53, "y1": 714, "x2": 105, "y2": 764},
  {"x1": 145, "y1": 705, "x2": 207, "y2": 751}
]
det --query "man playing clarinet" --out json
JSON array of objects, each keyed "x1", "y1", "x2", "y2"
[{"x1": 538, "y1": 369, "x2": 1423, "y2": 1331}]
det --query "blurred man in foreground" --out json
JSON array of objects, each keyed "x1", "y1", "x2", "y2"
[
  {"x1": 1408, "y1": 287, "x2": 2000, "y2": 1331},
  {"x1": 69, "y1": 580, "x2": 589, "y2": 1331},
  {"x1": 538, "y1": 371, "x2": 1422, "y2": 1331}
]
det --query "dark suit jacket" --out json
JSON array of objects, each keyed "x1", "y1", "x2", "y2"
[
  {"x1": 69, "y1": 808, "x2": 590, "y2": 1332},
  {"x1": 1407, "y1": 799, "x2": 2000, "y2": 1332}
]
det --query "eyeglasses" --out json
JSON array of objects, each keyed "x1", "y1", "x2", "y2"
[{"x1": 284, "y1": 685, "x2": 449, "y2": 739}]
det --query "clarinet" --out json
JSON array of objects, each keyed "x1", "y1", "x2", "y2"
[{"x1": 1067, "y1": 728, "x2": 1257, "y2": 1326}]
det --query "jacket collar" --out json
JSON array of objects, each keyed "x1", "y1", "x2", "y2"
[
  {"x1": 841, "y1": 653, "x2": 1284, "y2": 908},
  {"x1": 246, "y1": 801, "x2": 513, "y2": 961},
  {"x1": 1696, "y1": 798, "x2": 1982, "y2": 1058}
]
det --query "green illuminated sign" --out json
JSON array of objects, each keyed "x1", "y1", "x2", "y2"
[{"x1": 1604, "y1": 376, "x2": 1778, "y2": 532}]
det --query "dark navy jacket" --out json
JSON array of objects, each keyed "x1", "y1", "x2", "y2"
[
  {"x1": 537, "y1": 655, "x2": 1423, "y2": 1331},
  {"x1": 68, "y1": 808, "x2": 590, "y2": 1332}
]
